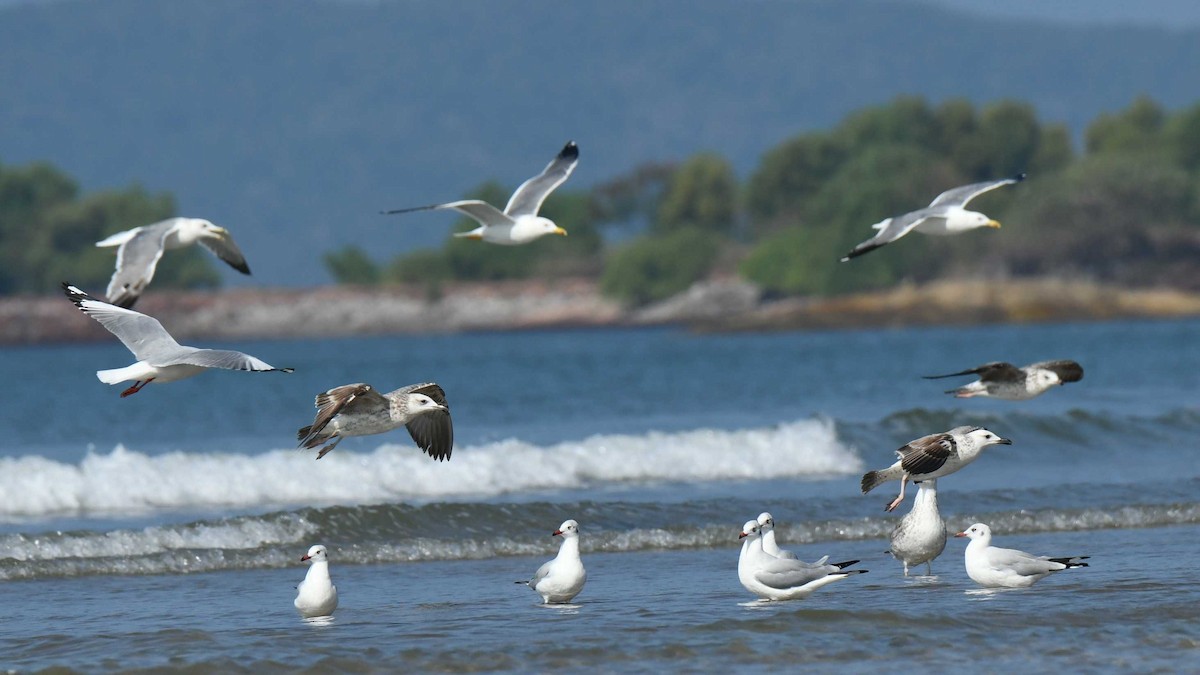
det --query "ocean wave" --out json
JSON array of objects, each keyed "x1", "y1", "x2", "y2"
[
  {"x1": 0, "y1": 418, "x2": 857, "y2": 519},
  {"x1": 2, "y1": 500, "x2": 1197, "y2": 581}
]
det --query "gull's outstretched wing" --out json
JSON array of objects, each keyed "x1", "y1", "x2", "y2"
[
  {"x1": 62, "y1": 282, "x2": 182, "y2": 360},
  {"x1": 928, "y1": 173, "x2": 1025, "y2": 208},
  {"x1": 198, "y1": 229, "x2": 251, "y2": 275},
  {"x1": 841, "y1": 210, "x2": 932, "y2": 261},
  {"x1": 504, "y1": 141, "x2": 579, "y2": 217},
  {"x1": 103, "y1": 219, "x2": 179, "y2": 308}
]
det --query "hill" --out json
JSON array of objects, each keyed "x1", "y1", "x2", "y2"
[{"x1": 2, "y1": 0, "x2": 1200, "y2": 286}]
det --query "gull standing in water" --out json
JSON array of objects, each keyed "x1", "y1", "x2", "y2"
[
  {"x1": 519, "y1": 520, "x2": 586, "y2": 604},
  {"x1": 294, "y1": 544, "x2": 338, "y2": 618},
  {"x1": 887, "y1": 479, "x2": 947, "y2": 577},
  {"x1": 956, "y1": 523, "x2": 1089, "y2": 588},
  {"x1": 297, "y1": 383, "x2": 453, "y2": 460},
  {"x1": 383, "y1": 141, "x2": 578, "y2": 245},
  {"x1": 924, "y1": 360, "x2": 1084, "y2": 400},
  {"x1": 96, "y1": 217, "x2": 250, "y2": 308},
  {"x1": 737, "y1": 520, "x2": 866, "y2": 601},
  {"x1": 757, "y1": 512, "x2": 829, "y2": 566},
  {"x1": 861, "y1": 426, "x2": 1011, "y2": 512},
  {"x1": 62, "y1": 283, "x2": 292, "y2": 397},
  {"x1": 841, "y1": 174, "x2": 1024, "y2": 261}
]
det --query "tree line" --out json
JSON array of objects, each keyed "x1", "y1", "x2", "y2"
[{"x1": 3, "y1": 95, "x2": 1197, "y2": 302}]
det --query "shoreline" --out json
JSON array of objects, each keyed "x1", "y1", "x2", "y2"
[{"x1": 5, "y1": 277, "x2": 1200, "y2": 346}]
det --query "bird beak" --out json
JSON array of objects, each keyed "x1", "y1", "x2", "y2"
[
  {"x1": 300, "y1": 554, "x2": 311, "y2": 561},
  {"x1": 953, "y1": 532, "x2": 967, "y2": 538},
  {"x1": 986, "y1": 220, "x2": 1001, "y2": 229},
  {"x1": 552, "y1": 530, "x2": 563, "y2": 537},
  {"x1": 553, "y1": 227, "x2": 567, "y2": 236},
  {"x1": 738, "y1": 531, "x2": 748, "y2": 539},
  {"x1": 213, "y1": 226, "x2": 230, "y2": 236},
  {"x1": 997, "y1": 437, "x2": 1013, "y2": 445}
]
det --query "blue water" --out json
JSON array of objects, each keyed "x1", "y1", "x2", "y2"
[{"x1": 2, "y1": 319, "x2": 1199, "y2": 671}]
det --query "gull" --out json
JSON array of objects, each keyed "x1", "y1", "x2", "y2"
[
  {"x1": 62, "y1": 283, "x2": 292, "y2": 397},
  {"x1": 297, "y1": 383, "x2": 453, "y2": 460},
  {"x1": 95, "y1": 217, "x2": 250, "y2": 308},
  {"x1": 841, "y1": 173, "x2": 1024, "y2": 261},
  {"x1": 756, "y1": 512, "x2": 829, "y2": 566},
  {"x1": 518, "y1": 519, "x2": 586, "y2": 604},
  {"x1": 887, "y1": 479, "x2": 946, "y2": 577},
  {"x1": 382, "y1": 141, "x2": 578, "y2": 244},
  {"x1": 924, "y1": 360, "x2": 1084, "y2": 400},
  {"x1": 737, "y1": 520, "x2": 866, "y2": 601},
  {"x1": 861, "y1": 426, "x2": 1011, "y2": 512},
  {"x1": 294, "y1": 544, "x2": 338, "y2": 618},
  {"x1": 956, "y1": 523, "x2": 1089, "y2": 588}
]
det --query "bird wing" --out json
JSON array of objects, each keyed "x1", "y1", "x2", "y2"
[
  {"x1": 923, "y1": 361, "x2": 1022, "y2": 382},
  {"x1": 382, "y1": 200, "x2": 515, "y2": 228},
  {"x1": 528, "y1": 559, "x2": 554, "y2": 587},
  {"x1": 391, "y1": 383, "x2": 454, "y2": 461},
  {"x1": 841, "y1": 211, "x2": 931, "y2": 261},
  {"x1": 103, "y1": 219, "x2": 179, "y2": 308},
  {"x1": 928, "y1": 173, "x2": 1025, "y2": 208},
  {"x1": 198, "y1": 230, "x2": 251, "y2": 274},
  {"x1": 163, "y1": 347, "x2": 289, "y2": 372},
  {"x1": 300, "y1": 384, "x2": 390, "y2": 447},
  {"x1": 504, "y1": 141, "x2": 579, "y2": 217},
  {"x1": 752, "y1": 557, "x2": 833, "y2": 590},
  {"x1": 1028, "y1": 360, "x2": 1084, "y2": 383},
  {"x1": 897, "y1": 432, "x2": 956, "y2": 476},
  {"x1": 62, "y1": 283, "x2": 183, "y2": 361},
  {"x1": 985, "y1": 546, "x2": 1060, "y2": 577}
]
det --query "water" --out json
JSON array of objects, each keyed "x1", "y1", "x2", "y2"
[{"x1": 2, "y1": 319, "x2": 1199, "y2": 671}]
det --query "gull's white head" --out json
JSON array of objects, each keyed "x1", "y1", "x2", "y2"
[
  {"x1": 406, "y1": 392, "x2": 445, "y2": 414},
  {"x1": 301, "y1": 544, "x2": 328, "y2": 564},
  {"x1": 1032, "y1": 369, "x2": 1061, "y2": 390},
  {"x1": 756, "y1": 512, "x2": 774, "y2": 529},
  {"x1": 553, "y1": 520, "x2": 579, "y2": 538},
  {"x1": 175, "y1": 218, "x2": 229, "y2": 245},
  {"x1": 967, "y1": 427, "x2": 1012, "y2": 448},
  {"x1": 954, "y1": 522, "x2": 991, "y2": 543},
  {"x1": 512, "y1": 216, "x2": 568, "y2": 243},
  {"x1": 739, "y1": 520, "x2": 761, "y2": 541},
  {"x1": 948, "y1": 209, "x2": 1001, "y2": 232}
]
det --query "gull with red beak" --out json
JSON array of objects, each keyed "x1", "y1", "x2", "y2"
[
  {"x1": 518, "y1": 519, "x2": 586, "y2": 604},
  {"x1": 956, "y1": 523, "x2": 1089, "y2": 588},
  {"x1": 737, "y1": 519, "x2": 866, "y2": 601},
  {"x1": 294, "y1": 544, "x2": 338, "y2": 618}
]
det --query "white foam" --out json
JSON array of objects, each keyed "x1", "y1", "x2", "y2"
[{"x1": 0, "y1": 419, "x2": 858, "y2": 518}]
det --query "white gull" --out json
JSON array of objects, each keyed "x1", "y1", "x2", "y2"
[{"x1": 956, "y1": 523, "x2": 1089, "y2": 588}]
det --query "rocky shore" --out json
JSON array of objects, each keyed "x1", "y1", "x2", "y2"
[{"x1": 5, "y1": 277, "x2": 1199, "y2": 346}]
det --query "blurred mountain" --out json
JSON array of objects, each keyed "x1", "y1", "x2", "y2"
[{"x1": 2, "y1": 0, "x2": 1198, "y2": 286}]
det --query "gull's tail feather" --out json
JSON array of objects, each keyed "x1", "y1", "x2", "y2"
[
  {"x1": 832, "y1": 560, "x2": 860, "y2": 570},
  {"x1": 453, "y1": 229, "x2": 485, "y2": 240},
  {"x1": 1048, "y1": 556, "x2": 1090, "y2": 568}
]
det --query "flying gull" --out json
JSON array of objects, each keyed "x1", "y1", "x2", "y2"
[
  {"x1": 96, "y1": 217, "x2": 250, "y2": 308},
  {"x1": 517, "y1": 519, "x2": 587, "y2": 604},
  {"x1": 297, "y1": 382, "x2": 453, "y2": 460},
  {"x1": 861, "y1": 426, "x2": 1011, "y2": 512},
  {"x1": 956, "y1": 523, "x2": 1089, "y2": 588},
  {"x1": 924, "y1": 360, "x2": 1083, "y2": 400},
  {"x1": 887, "y1": 478, "x2": 947, "y2": 577},
  {"x1": 294, "y1": 544, "x2": 339, "y2": 618},
  {"x1": 737, "y1": 520, "x2": 865, "y2": 601},
  {"x1": 383, "y1": 141, "x2": 578, "y2": 245},
  {"x1": 62, "y1": 283, "x2": 292, "y2": 397},
  {"x1": 756, "y1": 512, "x2": 829, "y2": 566},
  {"x1": 841, "y1": 174, "x2": 1024, "y2": 261}
]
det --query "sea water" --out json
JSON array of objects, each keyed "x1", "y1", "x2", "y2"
[{"x1": 1, "y1": 320, "x2": 1198, "y2": 671}]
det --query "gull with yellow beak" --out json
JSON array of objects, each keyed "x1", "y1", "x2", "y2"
[
  {"x1": 383, "y1": 141, "x2": 577, "y2": 245},
  {"x1": 841, "y1": 173, "x2": 1024, "y2": 261},
  {"x1": 96, "y1": 217, "x2": 251, "y2": 308}
]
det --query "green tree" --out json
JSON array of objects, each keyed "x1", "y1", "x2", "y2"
[
  {"x1": 0, "y1": 159, "x2": 212, "y2": 295},
  {"x1": 654, "y1": 153, "x2": 738, "y2": 236},
  {"x1": 324, "y1": 245, "x2": 382, "y2": 285},
  {"x1": 1085, "y1": 95, "x2": 1166, "y2": 156},
  {"x1": 600, "y1": 228, "x2": 721, "y2": 306},
  {"x1": 745, "y1": 132, "x2": 845, "y2": 231}
]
